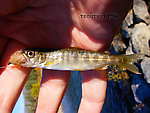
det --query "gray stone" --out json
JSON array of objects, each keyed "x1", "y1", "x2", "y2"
[
  {"x1": 145, "y1": 0, "x2": 150, "y2": 13},
  {"x1": 110, "y1": 34, "x2": 127, "y2": 54},
  {"x1": 133, "y1": 0, "x2": 150, "y2": 24},
  {"x1": 126, "y1": 41, "x2": 134, "y2": 55},
  {"x1": 131, "y1": 74, "x2": 150, "y2": 112},
  {"x1": 126, "y1": 22, "x2": 150, "y2": 56},
  {"x1": 121, "y1": 10, "x2": 133, "y2": 38},
  {"x1": 122, "y1": 0, "x2": 150, "y2": 39},
  {"x1": 126, "y1": 22, "x2": 150, "y2": 83},
  {"x1": 131, "y1": 84, "x2": 142, "y2": 103},
  {"x1": 141, "y1": 58, "x2": 150, "y2": 84}
]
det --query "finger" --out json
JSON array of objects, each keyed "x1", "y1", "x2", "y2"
[
  {"x1": 79, "y1": 70, "x2": 108, "y2": 113},
  {"x1": 0, "y1": 65, "x2": 31, "y2": 113},
  {"x1": 0, "y1": 40, "x2": 27, "y2": 67},
  {"x1": 0, "y1": 40, "x2": 31, "y2": 112},
  {"x1": 0, "y1": 40, "x2": 27, "y2": 74},
  {"x1": 36, "y1": 70, "x2": 70, "y2": 113}
]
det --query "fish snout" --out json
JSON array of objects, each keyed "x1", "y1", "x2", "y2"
[{"x1": 9, "y1": 51, "x2": 27, "y2": 66}]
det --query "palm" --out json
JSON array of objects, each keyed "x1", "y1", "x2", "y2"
[{"x1": 0, "y1": 1, "x2": 73, "y2": 48}]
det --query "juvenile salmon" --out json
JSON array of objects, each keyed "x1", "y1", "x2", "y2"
[{"x1": 9, "y1": 48, "x2": 145, "y2": 74}]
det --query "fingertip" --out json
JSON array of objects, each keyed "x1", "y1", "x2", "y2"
[
  {"x1": 0, "y1": 65, "x2": 31, "y2": 112},
  {"x1": 79, "y1": 70, "x2": 108, "y2": 113},
  {"x1": 36, "y1": 70, "x2": 71, "y2": 113}
]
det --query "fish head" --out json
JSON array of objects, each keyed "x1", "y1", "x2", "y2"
[{"x1": 9, "y1": 50, "x2": 41, "y2": 67}]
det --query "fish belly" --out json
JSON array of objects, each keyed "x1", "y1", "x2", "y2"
[
  {"x1": 44, "y1": 58, "x2": 109, "y2": 71},
  {"x1": 44, "y1": 49, "x2": 112, "y2": 70}
]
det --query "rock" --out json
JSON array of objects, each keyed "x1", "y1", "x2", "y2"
[
  {"x1": 131, "y1": 84, "x2": 142, "y2": 103},
  {"x1": 110, "y1": 33, "x2": 127, "y2": 54},
  {"x1": 133, "y1": 0, "x2": 150, "y2": 24},
  {"x1": 131, "y1": 74, "x2": 150, "y2": 113},
  {"x1": 141, "y1": 58, "x2": 150, "y2": 84},
  {"x1": 126, "y1": 41, "x2": 134, "y2": 55},
  {"x1": 121, "y1": 9, "x2": 133, "y2": 38},
  {"x1": 122, "y1": 0, "x2": 150, "y2": 38},
  {"x1": 126, "y1": 22, "x2": 150, "y2": 56},
  {"x1": 122, "y1": 0, "x2": 150, "y2": 39},
  {"x1": 144, "y1": 0, "x2": 150, "y2": 13}
]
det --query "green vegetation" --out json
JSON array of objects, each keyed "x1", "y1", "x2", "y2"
[
  {"x1": 108, "y1": 65, "x2": 129, "y2": 82},
  {"x1": 133, "y1": 103, "x2": 144, "y2": 112},
  {"x1": 24, "y1": 68, "x2": 42, "y2": 113}
]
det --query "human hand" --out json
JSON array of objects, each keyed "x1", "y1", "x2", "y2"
[{"x1": 0, "y1": 0, "x2": 132, "y2": 113}]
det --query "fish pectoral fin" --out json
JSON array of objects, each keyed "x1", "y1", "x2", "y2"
[
  {"x1": 94, "y1": 65, "x2": 108, "y2": 70},
  {"x1": 45, "y1": 59, "x2": 59, "y2": 66},
  {"x1": 120, "y1": 63, "x2": 141, "y2": 74}
]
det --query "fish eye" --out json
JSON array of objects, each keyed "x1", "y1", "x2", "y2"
[{"x1": 27, "y1": 51, "x2": 35, "y2": 58}]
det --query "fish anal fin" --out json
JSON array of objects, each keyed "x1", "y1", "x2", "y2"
[
  {"x1": 120, "y1": 63, "x2": 141, "y2": 74},
  {"x1": 94, "y1": 65, "x2": 108, "y2": 70}
]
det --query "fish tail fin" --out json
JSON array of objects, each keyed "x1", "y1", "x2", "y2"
[{"x1": 118, "y1": 54, "x2": 145, "y2": 74}]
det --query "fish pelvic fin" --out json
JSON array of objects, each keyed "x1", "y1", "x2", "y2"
[
  {"x1": 118, "y1": 54, "x2": 144, "y2": 74},
  {"x1": 120, "y1": 63, "x2": 141, "y2": 74}
]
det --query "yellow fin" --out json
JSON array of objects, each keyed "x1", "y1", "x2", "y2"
[
  {"x1": 117, "y1": 54, "x2": 144, "y2": 74},
  {"x1": 45, "y1": 59, "x2": 58, "y2": 66},
  {"x1": 73, "y1": 69, "x2": 87, "y2": 71}
]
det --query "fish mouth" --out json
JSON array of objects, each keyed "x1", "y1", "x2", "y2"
[{"x1": 9, "y1": 50, "x2": 27, "y2": 65}]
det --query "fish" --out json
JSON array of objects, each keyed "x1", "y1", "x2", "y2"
[{"x1": 9, "y1": 48, "x2": 145, "y2": 74}]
